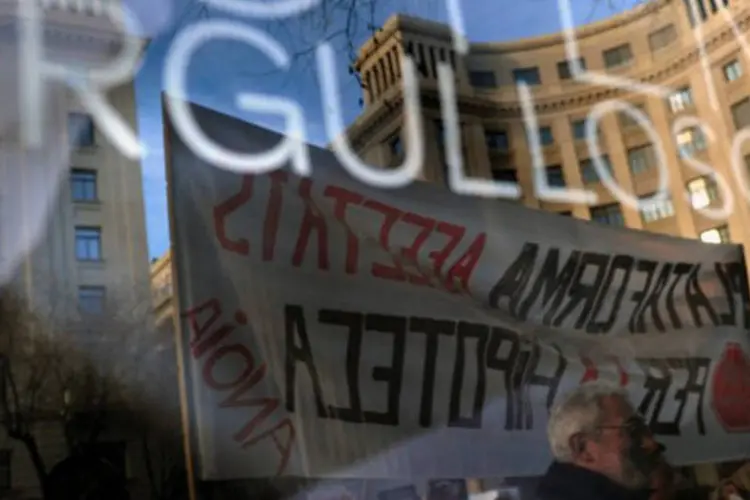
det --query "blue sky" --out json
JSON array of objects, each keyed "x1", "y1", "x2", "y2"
[{"x1": 134, "y1": 0, "x2": 637, "y2": 259}]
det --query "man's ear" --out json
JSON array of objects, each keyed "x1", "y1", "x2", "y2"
[{"x1": 569, "y1": 434, "x2": 596, "y2": 464}]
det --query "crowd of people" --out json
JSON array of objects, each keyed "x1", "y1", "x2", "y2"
[{"x1": 536, "y1": 384, "x2": 748, "y2": 500}]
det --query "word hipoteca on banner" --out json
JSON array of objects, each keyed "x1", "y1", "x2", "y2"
[{"x1": 165, "y1": 101, "x2": 750, "y2": 481}]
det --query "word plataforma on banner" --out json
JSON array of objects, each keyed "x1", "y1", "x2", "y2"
[{"x1": 164, "y1": 100, "x2": 750, "y2": 481}]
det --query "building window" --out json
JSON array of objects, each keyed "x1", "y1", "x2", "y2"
[
  {"x1": 700, "y1": 225, "x2": 731, "y2": 244},
  {"x1": 675, "y1": 127, "x2": 707, "y2": 157},
  {"x1": 724, "y1": 60, "x2": 743, "y2": 82},
  {"x1": 78, "y1": 286, "x2": 106, "y2": 314},
  {"x1": 603, "y1": 44, "x2": 633, "y2": 69},
  {"x1": 387, "y1": 133, "x2": 402, "y2": 158},
  {"x1": 512, "y1": 67, "x2": 541, "y2": 85},
  {"x1": 68, "y1": 112, "x2": 95, "y2": 148},
  {"x1": 469, "y1": 70, "x2": 497, "y2": 88},
  {"x1": 0, "y1": 450, "x2": 10, "y2": 491},
  {"x1": 546, "y1": 166, "x2": 566, "y2": 187},
  {"x1": 571, "y1": 119, "x2": 586, "y2": 140},
  {"x1": 628, "y1": 144, "x2": 655, "y2": 174},
  {"x1": 557, "y1": 58, "x2": 586, "y2": 80},
  {"x1": 75, "y1": 226, "x2": 102, "y2": 261},
  {"x1": 538, "y1": 126, "x2": 554, "y2": 146},
  {"x1": 591, "y1": 204, "x2": 625, "y2": 226},
  {"x1": 485, "y1": 130, "x2": 509, "y2": 151},
  {"x1": 683, "y1": 0, "x2": 710, "y2": 26},
  {"x1": 648, "y1": 24, "x2": 677, "y2": 52},
  {"x1": 668, "y1": 87, "x2": 693, "y2": 113},
  {"x1": 731, "y1": 97, "x2": 750, "y2": 129},
  {"x1": 639, "y1": 194, "x2": 675, "y2": 223},
  {"x1": 619, "y1": 104, "x2": 648, "y2": 128},
  {"x1": 492, "y1": 169, "x2": 518, "y2": 183},
  {"x1": 687, "y1": 176, "x2": 719, "y2": 209},
  {"x1": 580, "y1": 156, "x2": 613, "y2": 184},
  {"x1": 70, "y1": 169, "x2": 97, "y2": 202}
]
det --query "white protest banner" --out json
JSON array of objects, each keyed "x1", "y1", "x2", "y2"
[{"x1": 165, "y1": 100, "x2": 750, "y2": 481}]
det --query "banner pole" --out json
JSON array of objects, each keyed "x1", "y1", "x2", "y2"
[{"x1": 161, "y1": 93, "x2": 201, "y2": 500}]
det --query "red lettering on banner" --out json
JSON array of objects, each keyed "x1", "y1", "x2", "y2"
[
  {"x1": 293, "y1": 179, "x2": 330, "y2": 270},
  {"x1": 580, "y1": 356, "x2": 628, "y2": 386},
  {"x1": 712, "y1": 342, "x2": 750, "y2": 432},
  {"x1": 444, "y1": 233, "x2": 486, "y2": 293},
  {"x1": 240, "y1": 419, "x2": 295, "y2": 477},
  {"x1": 366, "y1": 200, "x2": 406, "y2": 282},
  {"x1": 203, "y1": 344, "x2": 257, "y2": 390},
  {"x1": 182, "y1": 299, "x2": 295, "y2": 476},
  {"x1": 401, "y1": 212, "x2": 436, "y2": 285},
  {"x1": 182, "y1": 298, "x2": 222, "y2": 354},
  {"x1": 214, "y1": 175, "x2": 253, "y2": 256},
  {"x1": 324, "y1": 185, "x2": 364, "y2": 275},
  {"x1": 581, "y1": 357, "x2": 598, "y2": 383},
  {"x1": 263, "y1": 172, "x2": 288, "y2": 262},
  {"x1": 429, "y1": 222, "x2": 465, "y2": 285},
  {"x1": 209, "y1": 175, "x2": 481, "y2": 292}
]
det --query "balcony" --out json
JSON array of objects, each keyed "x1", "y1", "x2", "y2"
[{"x1": 152, "y1": 282, "x2": 173, "y2": 309}]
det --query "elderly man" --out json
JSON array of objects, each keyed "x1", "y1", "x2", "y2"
[{"x1": 536, "y1": 383, "x2": 667, "y2": 500}]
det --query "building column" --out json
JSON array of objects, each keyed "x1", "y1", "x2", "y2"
[
  {"x1": 423, "y1": 117, "x2": 445, "y2": 184},
  {"x1": 599, "y1": 112, "x2": 643, "y2": 229},
  {"x1": 510, "y1": 121, "x2": 541, "y2": 210},
  {"x1": 556, "y1": 117, "x2": 589, "y2": 219},
  {"x1": 464, "y1": 121, "x2": 492, "y2": 179}
]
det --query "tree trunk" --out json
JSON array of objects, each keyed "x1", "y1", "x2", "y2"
[{"x1": 20, "y1": 434, "x2": 48, "y2": 499}]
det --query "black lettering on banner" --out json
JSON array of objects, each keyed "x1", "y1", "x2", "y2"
[
  {"x1": 636, "y1": 357, "x2": 711, "y2": 436},
  {"x1": 553, "y1": 252, "x2": 609, "y2": 329},
  {"x1": 284, "y1": 305, "x2": 328, "y2": 417},
  {"x1": 317, "y1": 310, "x2": 407, "y2": 426},
  {"x1": 410, "y1": 317, "x2": 456, "y2": 427},
  {"x1": 685, "y1": 265, "x2": 719, "y2": 327},
  {"x1": 733, "y1": 262, "x2": 750, "y2": 328},
  {"x1": 486, "y1": 326, "x2": 520, "y2": 430},
  {"x1": 723, "y1": 262, "x2": 750, "y2": 328},
  {"x1": 664, "y1": 263, "x2": 692, "y2": 330},
  {"x1": 319, "y1": 309, "x2": 364, "y2": 423},
  {"x1": 633, "y1": 264, "x2": 673, "y2": 334},
  {"x1": 715, "y1": 262, "x2": 737, "y2": 327},
  {"x1": 506, "y1": 341, "x2": 567, "y2": 431},
  {"x1": 448, "y1": 322, "x2": 489, "y2": 429},
  {"x1": 628, "y1": 260, "x2": 657, "y2": 333},
  {"x1": 586, "y1": 255, "x2": 634, "y2": 335},
  {"x1": 517, "y1": 249, "x2": 579, "y2": 323},
  {"x1": 365, "y1": 314, "x2": 407, "y2": 426},
  {"x1": 488, "y1": 243, "x2": 538, "y2": 317}
]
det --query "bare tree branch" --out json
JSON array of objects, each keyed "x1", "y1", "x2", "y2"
[{"x1": 0, "y1": 285, "x2": 184, "y2": 499}]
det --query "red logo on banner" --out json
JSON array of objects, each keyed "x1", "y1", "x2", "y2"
[
  {"x1": 580, "y1": 356, "x2": 628, "y2": 386},
  {"x1": 711, "y1": 342, "x2": 750, "y2": 432}
]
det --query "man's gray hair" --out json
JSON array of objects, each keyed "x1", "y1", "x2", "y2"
[{"x1": 547, "y1": 382, "x2": 631, "y2": 463}]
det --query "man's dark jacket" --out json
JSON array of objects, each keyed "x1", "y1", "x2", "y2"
[{"x1": 535, "y1": 462, "x2": 652, "y2": 500}]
